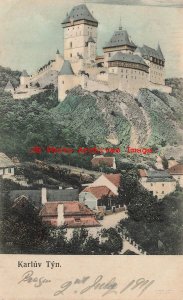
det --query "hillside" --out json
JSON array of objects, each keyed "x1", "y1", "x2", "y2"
[
  {"x1": 52, "y1": 82, "x2": 183, "y2": 159},
  {"x1": 0, "y1": 64, "x2": 183, "y2": 162}
]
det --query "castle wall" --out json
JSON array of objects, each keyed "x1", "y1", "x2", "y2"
[
  {"x1": 30, "y1": 70, "x2": 58, "y2": 88},
  {"x1": 80, "y1": 75, "x2": 110, "y2": 92},
  {"x1": 108, "y1": 66, "x2": 149, "y2": 95}
]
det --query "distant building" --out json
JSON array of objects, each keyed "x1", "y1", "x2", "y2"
[
  {"x1": 168, "y1": 164, "x2": 183, "y2": 188},
  {"x1": 139, "y1": 169, "x2": 176, "y2": 199},
  {"x1": 0, "y1": 153, "x2": 15, "y2": 177},
  {"x1": 91, "y1": 155, "x2": 116, "y2": 169},
  {"x1": 40, "y1": 201, "x2": 100, "y2": 227}
]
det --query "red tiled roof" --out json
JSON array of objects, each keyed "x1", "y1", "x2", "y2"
[
  {"x1": 91, "y1": 156, "x2": 114, "y2": 167},
  {"x1": 104, "y1": 173, "x2": 121, "y2": 187},
  {"x1": 64, "y1": 216, "x2": 100, "y2": 227},
  {"x1": 83, "y1": 186, "x2": 115, "y2": 199},
  {"x1": 138, "y1": 169, "x2": 148, "y2": 177},
  {"x1": 168, "y1": 164, "x2": 183, "y2": 175},
  {"x1": 40, "y1": 201, "x2": 94, "y2": 217}
]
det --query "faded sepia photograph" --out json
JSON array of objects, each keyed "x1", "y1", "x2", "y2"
[{"x1": 0, "y1": 0, "x2": 183, "y2": 259}]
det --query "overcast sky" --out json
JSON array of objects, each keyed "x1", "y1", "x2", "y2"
[{"x1": 0, "y1": 0, "x2": 183, "y2": 78}]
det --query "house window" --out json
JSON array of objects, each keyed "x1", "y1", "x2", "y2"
[
  {"x1": 70, "y1": 42, "x2": 72, "y2": 48},
  {"x1": 70, "y1": 53, "x2": 72, "y2": 57},
  {"x1": 162, "y1": 183, "x2": 164, "y2": 187},
  {"x1": 151, "y1": 183, "x2": 153, "y2": 186},
  {"x1": 75, "y1": 218, "x2": 81, "y2": 222},
  {"x1": 162, "y1": 191, "x2": 164, "y2": 194},
  {"x1": 62, "y1": 81, "x2": 64, "y2": 84},
  {"x1": 8, "y1": 168, "x2": 11, "y2": 173}
]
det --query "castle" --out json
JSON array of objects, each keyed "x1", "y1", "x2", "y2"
[{"x1": 7, "y1": 4, "x2": 172, "y2": 100}]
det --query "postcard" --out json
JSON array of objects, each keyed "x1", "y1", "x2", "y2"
[{"x1": 0, "y1": 0, "x2": 183, "y2": 299}]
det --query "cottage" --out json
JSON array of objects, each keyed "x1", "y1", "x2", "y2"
[
  {"x1": 40, "y1": 201, "x2": 100, "y2": 228},
  {"x1": 79, "y1": 186, "x2": 115, "y2": 210},
  {"x1": 91, "y1": 156, "x2": 116, "y2": 169},
  {"x1": 89, "y1": 173, "x2": 121, "y2": 195},
  {"x1": 139, "y1": 169, "x2": 176, "y2": 199},
  {"x1": 0, "y1": 153, "x2": 15, "y2": 177},
  {"x1": 168, "y1": 164, "x2": 183, "y2": 188}
]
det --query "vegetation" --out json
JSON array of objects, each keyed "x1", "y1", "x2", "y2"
[
  {"x1": 0, "y1": 193, "x2": 122, "y2": 254},
  {"x1": 118, "y1": 170, "x2": 183, "y2": 254}
]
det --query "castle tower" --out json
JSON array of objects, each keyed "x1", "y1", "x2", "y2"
[
  {"x1": 58, "y1": 60, "x2": 78, "y2": 101},
  {"x1": 20, "y1": 70, "x2": 29, "y2": 88},
  {"x1": 61, "y1": 4, "x2": 98, "y2": 61}
]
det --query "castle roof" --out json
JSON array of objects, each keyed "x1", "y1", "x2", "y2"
[
  {"x1": 137, "y1": 44, "x2": 165, "y2": 61},
  {"x1": 62, "y1": 4, "x2": 98, "y2": 25},
  {"x1": 104, "y1": 28, "x2": 136, "y2": 49},
  {"x1": 4, "y1": 80, "x2": 14, "y2": 90},
  {"x1": 59, "y1": 60, "x2": 74, "y2": 75},
  {"x1": 109, "y1": 52, "x2": 148, "y2": 66},
  {"x1": 157, "y1": 44, "x2": 165, "y2": 61},
  {"x1": 21, "y1": 70, "x2": 29, "y2": 77}
]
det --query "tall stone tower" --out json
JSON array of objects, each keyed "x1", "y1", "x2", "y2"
[{"x1": 62, "y1": 4, "x2": 98, "y2": 61}]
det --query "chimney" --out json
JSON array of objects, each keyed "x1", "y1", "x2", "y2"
[
  {"x1": 41, "y1": 187, "x2": 47, "y2": 205},
  {"x1": 57, "y1": 203, "x2": 64, "y2": 226}
]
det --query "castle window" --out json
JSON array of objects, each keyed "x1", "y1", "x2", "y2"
[
  {"x1": 62, "y1": 81, "x2": 64, "y2": 84},
  {"x1": 162, "y1": 183, "x2": 164, "y2": 187},
  {"x1": 162, "y1": 191, "x2": 164, "y2": 194},
  {"x1": 70, "y1": 53, "x2": 72, "y2": 57},
  {"x1": 70, "y1": 42, "x2": 72, "y2": 48},
  {"x1": 126, "y1": 75, "x2": 128, "y2": 79}
]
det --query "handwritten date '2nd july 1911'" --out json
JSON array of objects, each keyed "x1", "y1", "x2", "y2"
[{"x1": 18, "y1": 270, "x2": 155, "y2": 297}]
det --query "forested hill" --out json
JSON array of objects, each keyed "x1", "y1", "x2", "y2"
[
  {"x1": 0, "y1": 65, "x2": 183, "y2": 162},
  {"x1": 52, "y1": 81, "x2": 183, "y2": 159},
  {"x1": 0, "y1": 66, "x2": 21, "y2": 88}
]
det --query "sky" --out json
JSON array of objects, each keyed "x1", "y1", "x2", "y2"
[{"x1": 0, "y1": 0, "x2": 183, "y2": 78}]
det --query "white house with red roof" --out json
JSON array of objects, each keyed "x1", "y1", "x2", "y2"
[{"x1": 79, "y1": 173, "x2": 121, "y2": 210}]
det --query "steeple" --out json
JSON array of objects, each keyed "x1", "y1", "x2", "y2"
[
  {"x1": 157, "y1": 43, "x2": 165, "y2": 61},
  {"x1": 119, "y1": 17, "x2": 122, "y2": 30}
]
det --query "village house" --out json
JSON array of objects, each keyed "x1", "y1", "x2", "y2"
[
  {"x1": 89, "y1": 173, "x2": 121, "y2": 195},
  {"x1": 168, "y1": 164, "x2": 183, "y2": 188},
  {"x1": 138, "y1": 169, "x2": 176, "y2": 199},
  {"x1": 0, "y1": 153, "x2": 15, "y2": 178},
  {"x1": 10, "y1": 187, "x2": 79, "y2": 208},
  {"x1": 91, "y1": 155, "x2": 116, "y2": 169},
  {"x1": 39, "y1": 201, "x2": 100, "y2": 228},
  {"x1": 79, "y1": 173, "x2": 121, "y2": 212},
  {"x1": 79, "y1": 185, "x2": 116, "y2": 210}
]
